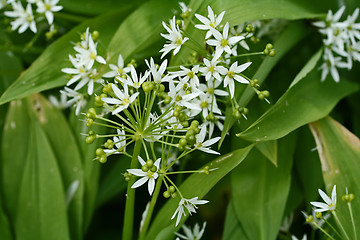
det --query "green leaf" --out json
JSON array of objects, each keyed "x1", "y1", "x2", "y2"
[
  {"x1": 0, "y1": 197, "x2": 12, "y2": 240},
  {"x1": 255, "y1": 140, "x2": 278, "y2": 166},
  {"x1": 309, "y1": 117, "x2": 360, "y2": 238},
  {"x1": 212, "y1": 0, "x2": 324, "y2": 24},
  {"x1": 1, "y1": 100, "x2": 31, "y2": 218},
  {"x1": 231, "y1": 134, "x2": 296, "y2": 240},
  {"x1": 61, "y1": 0, "x2": 144, "y2": 16},
  {"x1": 289, "y1": 47, "x2": 323, "y2": 88},
  {"x1": 145, "y1": 144, "x2": 255, "y2": 240},
  {"x1": 15, "y1": 120, "x2": 70, "y2": 240},
  {"x1": 0, "y1": 10, "x2": 132, "y2": 105},
  {"x1": 68, "y1": 103, "x2": 102, "y2": 232},
  {"x1": 223, "y1": 200, "x2": 247, "y2": 240},
  {"x1": 237, "y1": 71, "x2": 359, "y2": 142},
  {"x1": 219, "y1": 22, "x2": 308, "y2": 147},
  {"x1": 106, "y1": 0, "x2": 178, "y2": 62},
  {"x1": 96, "y1": 158, "x2": 128, "y2": 207},
  {"x1": 30, "y1": 95, "x2": 85, "y2": 240}
]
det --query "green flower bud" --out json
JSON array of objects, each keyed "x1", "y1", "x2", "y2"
[
  {"x1": 186, "y1": 129, "x2": 195, "y2": 137},
  {"x1": 146, "y1": 159, "x2": 154, "y2": 168},
  {"x1": 233, "y1": 110, "x2": 241, "y2": 119},
  {"x1": 86, "y1": 118, "x2": 94, "y2": 127},
  {"x1": 163, "y1": 191, "x2": 170, "y2": 198},
  {"x1": 171, "y1": 192, "x2": 177, "y2": 198},
  {"x1": 164, "y1": 96, "x2": 171, "y2": 104},
  {"x1": 191, "y1": 120, "x2": 199, "y2": 127},
  {"x1": 142, "y1": 165, "x2": 149, "y2": 172},
  {"x1": 179, "y1": 138, "x2": 187, "y2": 147},
  {"x1": 181, "y1": 121, "x2": 189, "y2": 128},
  {"x1": 92, "y1": 31, "x2": 100, "y2": 41},
  {"x1": 315, "y1": 212, "x2": 322, "y2": 218},
  {"x1": 269, "y1": 49, "x2": 276, "y2": 57},
  {"x1": 186, "y1": 135, "x2": 196, "y2": 145},
  {"x1": 96, "y1": 148, "x2": 104, "y2": 156},
  {"x1": 169, "y1": 186, "x2": 175, "y2": 193},
  {"x1": 98, "y1": 155, "x2": 107, "y2": 164},
  {"x1": 150, "y1": 166, "x2": 157, "y2": 172},
  {"x1": 85, "y1": 135, "x2": 96, "y2": 144}
]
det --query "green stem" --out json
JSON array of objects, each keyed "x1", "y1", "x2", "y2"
[
  {"x1": 312, "y1": 221, "x2": 336, "y2": 240},
  {"x1": 333, "y1": 211, "x2": 351, "y2": 240},
  {"x1": 347, "y1": 203, "x2": 358, "y2": 240},
  {"x1": 138, "y1": 176, "x2": 164, "y2": 240},
  {"x1": 122, "y1": 139, "x2": 142, "y2": 240}
]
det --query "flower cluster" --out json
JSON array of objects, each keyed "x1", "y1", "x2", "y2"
[
  {"x1": 61, "y1": 28, "x2": 106, "y2": 115},
  {"x1": 314, "y1": 7, "x2": 360, "y2": 82},
  {"x1": 3, "y1": 0, "x2": 62, "y2": 34},
  {"x1": 61, "y1": 3, "x2": 274, "y2": 230}
]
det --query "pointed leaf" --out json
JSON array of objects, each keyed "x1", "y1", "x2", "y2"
[
  {"x1": 15, "y1": 121, "x2": 70, "y2": 240},
  {"x1": 231, "y1": 134, "x2": 296, "y2": 240},
  {"x1": 223, "y1": 200, "x2": 248, "y2": 240},
  {"x1": 237, "y1": 71, "x2": 359, "y2": 142},
  {"x1": 256, "y1": 140, "x2": 278, "y2": 166}
]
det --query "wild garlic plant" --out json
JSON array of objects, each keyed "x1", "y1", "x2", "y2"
[
  {"x1": 60, "y1": 3, "x2": 275, "y2": 239},
  {"x1": 302, "y1": 185, "x2": 357, "y2": 240}
]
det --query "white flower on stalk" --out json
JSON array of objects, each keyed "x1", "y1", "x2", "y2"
[
  {"x1": 125, "y1": 65, "x2": 149, "y2": 89},
  {"x1": 195, "y1": 5, "x2": 225, "y2": 39},
  {"x1": 190, "y1": 93, "x2": 221, "y2": 119},
  {"x1": 319, "y1": 49, "x2": 348, "y2": 82},
  {"x1": 313, "y1": 6, "x2": 345, "y2": 29},
  {"x1": 74, "y1": 35, "x2": 106, "y2": 70},
  {"x1": 171, "y1": 197, "x2": 209, "y2": 226},
  {"x1": 201, "y1": 115, "x2": 225, "y2": 138},
  {"x1": 168, "y1": 80, "x2": 201, "y2": 111},
  {"x1": 175, "y1": 222, "x2": 207, "y2": 240},
  {"x1": 218, "y1": 61, "x2": 252, "y2": 98},
  {"x1": 48, "y1": 91, "x2": 71, "y2": 109},
  {"x1": 199, "y1": 79, "x2": 228, "y2": 98},
  {"x1": 36, "y1": 0, "x2": 63, "y2": 25},
  {"x1": 194, "y1": 126, "x2": 220, "y2": 154},
  {"x1": 103, "y1": 129, "x2": 126, "y2": 155},
  {"x1": 60, "y1": 87, "x2": 87, "y2": 115},
  {"x1": 4, "y1": 2, "x2": 37, "y2": 33},
  {"x1": 102, "y1": 83, "x2": 139, "y2": 115},
  {"x1": 206, "y1": 22, "x2": 244, "y2": 60},
  {"x1": 145, "y1": 58, "x2": 173, "y2": 83},
  {"x1": 102, "y1": 54, "x2": 130, "y2": 80},
  {"x1": 127, "y1": 156, "x2": 161, "y2": 196},
  {"x1": 342, "y1": 8, "x2": 360, "y2": 44},
  {"x1": 199, "y1": 57, "x2": 226, "y2": 82},
  {"x1": 302, "y1": 210, "x2": 330, "y2": 229},
  {"x1": 171, "y1": 65, "x2": 200, "y2": 88},
  {"x1": 310, "y1": 185, "x2": 337, "y2": 212},
  {"x1": 160, "y1": 16, "x2": 189, "y2": 58}
]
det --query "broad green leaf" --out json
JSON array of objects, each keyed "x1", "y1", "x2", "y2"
[
  {"x1": 1, "y1": 100, "x2": 31, "y2": 218},
  {"x1": 289, "y1": 47, "x2": 323, "y2": 88},
  {"x1": 219, "y1": 22, "x2": 308, "y2": 146},
  {"x1": 309, "y1": 117, "x2": 360, "y2": 238},
  {"x1": 212, "y1": 0, "x2": 324, "y2": 25},
  {"x1": 15, "y1": 120, "x2": 70, "y2": 240},
  {"x1": 231, "y1": 134, "x2": 296, "y2": 240},
  {"x1": 237, "y1": 71, "x2": 359, "y2": 142},
  {"x1": 30, "y1": 94, "x2": 85, "y2": 240},
  {"x1": 106, "y1": 0, "x2": 178, "y2": 62},
  {"x1": 223, "y1": 200, "x2": 247, "y2": 240},
  {"x1": 256, "y1": 140, "x2": 278, "y2": 166},
  {"x1": 294, "y1": 126, "x2": 324, "y2": 203},
  {"x1": 68, "y1": 104, "x2": 102, "y2": 232},
  {"x1": 96, "y1": 158, "x2": 128, "y2": 207},
  {"x1": 0, "y1": 10, "x2": 133, "y2": 105},
  {"x1": 0, "y1": 196, "x2": 12, "y2": 240},
  {"x1": 145, "y1": 144, "x2": 255, "y2": 240},
  {"x1": 61, "y1": 0, "x2": 144, "y2": 16}
]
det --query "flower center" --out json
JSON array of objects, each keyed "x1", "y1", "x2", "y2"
[
  {"x1": 122, "y1": 98, "x2": 130, "y2": 105},
  {"x1": 207, "y1": 87, "x2": 214, "y2": 94},
  {"x1": 227, "y1": 71, "x2": 235, "y2": 78},
  {"x1": 176, "y1": 38, "x2": 183, "y2": 45},
  {"x1": 117, "y1": 68, "x2": 123, "y2": 75},
  {"x1": 200, "y1": 101, "x2": 208, "y2": 108},
  {"x1": 90, "y1": 53, "x2": 97, "y2": 60},
  {"x1": 208, "y1": 66, "x2": 215, "y2": 73},
  {"x1": 220, "y1": 39, "x2": 228, "y2": 47},
  {"x1": 187, "y1": 71, "x2": 194, "y2": 78},
  {"x1": 210, "y1": 22, "x2": 216, "y2": 28},
  {"x1": 45, "y1": 3, "x2": 51, "y2": 11}
]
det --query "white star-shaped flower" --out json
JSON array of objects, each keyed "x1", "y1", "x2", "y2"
[
  {"x1": 194, "y1": 126, "x2": 220, "y2": 154},
  {"x1": 206, "y1": 22, "x2": 244, "y2": 60},
  {"x1": 103, "y1": 129, "x2": 126, "y2": 155},
  {"x1": 218, "y1": 61, "x2": 252, "y2": 98},
  {"x1": 160, "y1": 16, "x2": 189, "y2": 58},
  {"x1": 310, "y1": 185, "x2": 337, "y2": 212},
  {"x1": 74, "y1": 35, "x2": 106, "y2": 70},
  {"x1": 101, "y1": 83, "x2": 139, "y2": 114},
  {"x1": 199, "y1": 57, "x2": 226, "y2": 82},
  {"x1": 102, "y1": 54, "x2": 130, "y2": 80},
  {"x1": 36, "y1": 0, "x2": 63, "y2": 25},
  {"x1": 5, "y1": 2, "x2": 37, "y2": 33},
  {"x1": 171, "y1": 197, "x2": 209, "y2": 226},
  {"x1": 175, "y1": 222, "x2": 207, "y2": 240},
  {"x1": 195, "y1": 6, "x2": 225, "y2": 39},
  {"x1": 127, "y1": 156, "x2": 161, "y2": 195},
  {"x1": 125, "y1": 65, "x2": 149, "y2": 89}
]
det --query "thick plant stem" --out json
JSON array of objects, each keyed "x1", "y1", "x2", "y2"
[
  {"x1": 138, "y1": 176, "x2": 164, "y2": 240},
  {"x1": 122, "y1": 140, "x2": 142, "y2": 240}
]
